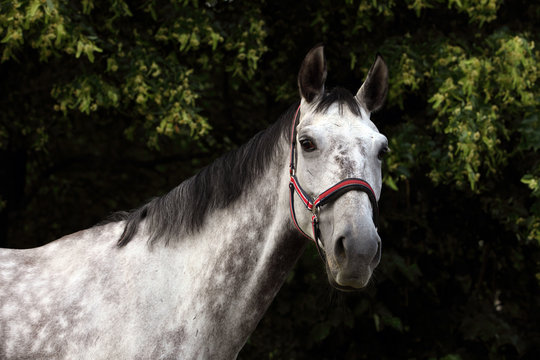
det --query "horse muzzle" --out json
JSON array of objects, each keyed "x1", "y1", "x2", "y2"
[{"x1": 326, "y1": 220, "x2": 381, "y2": 290}]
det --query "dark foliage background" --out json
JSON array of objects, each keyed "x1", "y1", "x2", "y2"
[{"x1": 1, "y1": 0, "x2": 539, "y2": 359}]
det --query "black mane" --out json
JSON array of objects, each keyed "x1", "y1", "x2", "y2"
[
  {"x1": 315, "y1": 87, "x2": 362, "y2": 116},
  {"x1": 114, "y1": 103, "x2": 296, "y2": 246},
  {"x1": 113, "y1": 87, "x2": 361, "y2": 246}
]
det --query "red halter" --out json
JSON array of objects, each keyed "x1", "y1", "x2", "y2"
[{"x1": 288, "y1": 104, "x2": 380, "y2": 261}]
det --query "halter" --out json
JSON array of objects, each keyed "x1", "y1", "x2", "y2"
[{"x1": 288, "y1": 104, "x2": 380, "y2": 262}]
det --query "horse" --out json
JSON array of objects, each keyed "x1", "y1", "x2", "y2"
[{"x1": 0, "y1": 45, "x2": 389, "y2": 359}]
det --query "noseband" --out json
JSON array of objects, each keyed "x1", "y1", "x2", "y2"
[{"x1": 288, "y1": 105, "x2": 380, "y2": 261}]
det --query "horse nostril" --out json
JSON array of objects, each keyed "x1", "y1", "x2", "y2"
[
  {"x1": 373, "y1": 240, "x2": 382, "y2": 265},
  {"x1": 334, "y1": 236, "x2": 346, "y2": 261}
]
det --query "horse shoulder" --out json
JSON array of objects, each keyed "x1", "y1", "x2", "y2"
[{"x1": 0, "y1": 222, "x2": 148, "y2": 359}]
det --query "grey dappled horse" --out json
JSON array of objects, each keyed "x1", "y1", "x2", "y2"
[{"x1": 0, "y1": 45, "x2": 389, "y2": 359}]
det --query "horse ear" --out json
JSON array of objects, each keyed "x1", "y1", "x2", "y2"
[
  {"x1": 298, "y1": 45, "x2": 327, "y2": 103},
  {"x1": 356, "y1": 54, "x2": 388, "y2": 113}
]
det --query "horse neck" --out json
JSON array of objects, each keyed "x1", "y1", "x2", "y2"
[{"x1": 162, "y1": 130, "x2": 306, "y2": 356}]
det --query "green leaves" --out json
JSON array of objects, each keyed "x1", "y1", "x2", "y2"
[
  {"x1": 448, "y1": 0, "x2": 501, "y2": 25},
  {"x1": 379, "y1": 30, "x2": 538, "y2": 195},
  {"x1": 521, "y1": 169, "x2": 540, "y2": 244},
  {"x1": 75, "y1": 37, "x2": 102, "y2": 63},
  {"x1": 521, "y1": 174, "x2": 540, "y2": 197},
  {"x1": 426, "y1": 32, "x2": 537, "y2": 191},
  {"x1": 1, "y1": 0, "x2": 268, "y2": 151}
]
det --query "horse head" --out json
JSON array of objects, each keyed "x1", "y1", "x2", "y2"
[{"x1": 291, "y1": 45, "x2": 389, "y2": 290}]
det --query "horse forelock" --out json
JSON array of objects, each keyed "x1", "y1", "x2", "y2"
[
  {"x1": 314, "y1": 87, "x2": 362, "y2": 116},
  {"x1": 112, "y1": 103, "x2": 297, "y2": 247}
]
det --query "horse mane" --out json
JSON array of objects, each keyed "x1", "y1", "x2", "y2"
[
  {"x1": 315, "y1": 87, "x2": 362, "y2": 116},
  {"x1": 113, "y1": 103, "x2": 297, "y2": 246},
  {"x1": 112, "y1": 87, "x2": 361, "y2": 247}
]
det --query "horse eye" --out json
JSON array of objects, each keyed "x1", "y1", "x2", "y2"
[
  {"x1": 300, "y1": 138, "x2": 317, "y2": 152},
  {"x1": 378, "y1": 146, "x2": 389, "y2": 160}
]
